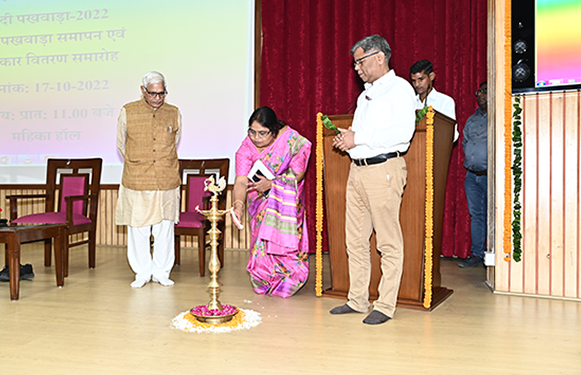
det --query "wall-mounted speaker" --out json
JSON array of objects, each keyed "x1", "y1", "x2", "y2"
[{"x1": 511, "y1": 0, "x2": 535, "y2": 92}]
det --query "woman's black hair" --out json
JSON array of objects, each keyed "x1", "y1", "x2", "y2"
[{"x1": 248, "y1": 106, "x2": 285, "y2": 136}]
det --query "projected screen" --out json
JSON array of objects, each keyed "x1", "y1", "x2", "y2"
[
  {"x1": 536, "y1": 0, "x2": 581, "y2": 88},
  {"x1": 0, "y1": 0, "x2": 254, "y2": 183}
]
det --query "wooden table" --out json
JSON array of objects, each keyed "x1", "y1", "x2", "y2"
[{"x1": 0, "y1": 224, "x2": 66, "y2": 301}]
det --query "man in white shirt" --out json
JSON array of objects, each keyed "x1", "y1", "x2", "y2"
[
  {"x1": 329, "y1": 35, "x2": 416, "y2": 325},
  {"x1": 410, "y1": 60, "x2": 458, "y2": 140}
]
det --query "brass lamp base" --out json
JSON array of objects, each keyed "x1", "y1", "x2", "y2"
[{"x1": 191, "y1": 308, "x2": 238, "y2": 324}]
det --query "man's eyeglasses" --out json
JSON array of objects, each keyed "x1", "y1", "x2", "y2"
[
  {"x1": 475, "y1": 88, "x2": 487, "y2": 96},
  {"x1": 248, "y1": 128, "x2": 271, "y2": 138},
  {"x1": 145, "y1": 89, "x2": 167, "y2": 98},
  {"x1": 353, "y1": 51, "x2": 380, "y2": 68}
]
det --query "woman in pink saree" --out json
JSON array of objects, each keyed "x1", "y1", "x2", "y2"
[{"x1": 232, "y1": 106, "x2": 311, "y2": 297}]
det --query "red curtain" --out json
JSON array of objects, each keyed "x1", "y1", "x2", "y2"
[{"x1": 260, "y1": 0, "x2": 487, "y2": 258}]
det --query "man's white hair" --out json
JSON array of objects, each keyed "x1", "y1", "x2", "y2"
[{"x1": 142, "y1": 71, "x2": 166, "y2": 89}]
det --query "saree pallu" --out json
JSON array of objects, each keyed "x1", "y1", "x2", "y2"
[{"x1": 236, "y1": 127, "x2": 311, "y2": 297}]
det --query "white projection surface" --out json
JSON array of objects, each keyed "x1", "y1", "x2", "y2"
[{"x1": 0, "y1": 0, "x2": 254, "y2": 183}]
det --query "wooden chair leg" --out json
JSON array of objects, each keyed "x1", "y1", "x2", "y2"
[
  {"x1": 174, "y1": 235, "x2": 181, "y2": 266},
  {"x1": 64, "y1": 239, "x2": 69, "y2": 278},
  {"x1": 88, "y1": 231, "x2": 96, "y2": 269},
  {"x1": 44, "y1": 239, "x2": 52, "y2": 267},
  {"x1": 198, "y1": 233, "x2": 205, "y2": 277}
]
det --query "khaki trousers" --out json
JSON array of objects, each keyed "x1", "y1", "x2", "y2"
[{"x1": 345, "y1": 157, "x2": 407, "y2": 317}]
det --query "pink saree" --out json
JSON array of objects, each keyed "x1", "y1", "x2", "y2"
[{"x1": 235, "y1": 127, "x2": 311, "y2": 297}]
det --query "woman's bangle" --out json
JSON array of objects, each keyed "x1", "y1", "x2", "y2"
[{"x1": 233, "y1": 200, "x2": 245, "y2": 209}]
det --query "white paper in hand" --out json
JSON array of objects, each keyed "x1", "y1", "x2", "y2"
[{"x1": 231, "y1": 209, "x2": 244, "y2": 230}]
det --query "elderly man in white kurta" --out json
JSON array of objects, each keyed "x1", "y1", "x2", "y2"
[{"x1": 116, "y1": 71, "x2": 181, "y2": 288}]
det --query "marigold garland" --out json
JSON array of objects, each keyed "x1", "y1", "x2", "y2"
[
  {"x1": 423, "y1": 107, "x2": 435, "y2": 309},
  {"x1": 503, "y1": 0, "x2": 513, "y2": 262},
  {"x1": 315, "y1": 112, "x2": 324, "y2": 296}
]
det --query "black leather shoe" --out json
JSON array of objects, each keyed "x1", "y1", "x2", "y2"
[
  {"x1": 20, "y1": 264, "x2": 35, "y2": 280},
  {"x1": 363, "y1": 310, "x2": 391, "y2": 325},
  {"x1": 0, "y1": 264, "x2": 35, "y2": 282},
  {"x1": 329, "y1": 304, "x2": 360, "y2": 315},
  {"x1": 0, "y1": 266, "x2": 8, "y2": 282}
]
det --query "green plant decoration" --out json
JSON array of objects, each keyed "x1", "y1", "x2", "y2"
[
  {"x1": 511, "y1": 96, "x2": 523, "y2": 262},
  {"x1": 321, "y1": 115, "x2": 340, "y2": 135},
  {"x1": 416, "y1": 104, "x2": 429, "y2": 126}
]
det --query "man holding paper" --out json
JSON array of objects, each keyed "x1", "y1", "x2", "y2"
[{"x1": 232, "y1": 106, "x2": 311, "y2": 298}]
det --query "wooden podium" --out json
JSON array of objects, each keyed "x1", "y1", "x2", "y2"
[{"x1": 321, "y1": 111, "x2": 454, "y2": 311}]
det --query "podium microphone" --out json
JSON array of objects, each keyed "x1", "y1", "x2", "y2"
[
  {"x1": 424, "y1": 82, "x2": 432, "y2": 104},
  {"x1": 345, "y1": 103, "x2": 357, "y2": 114},
  {"x1": 345, "y1": 102, "x2": 357, "y2": 114}
]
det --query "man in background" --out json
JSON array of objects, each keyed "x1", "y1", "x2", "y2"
[
  {"x1": 410, "y1": 59, "x2": 457, "y2": 139},
  {"x1": 459, "y1": 81, "x2": 488, "y2": 268},
  {"x1": 116, "y1": 71, "x2": 182, "y2": 288}
]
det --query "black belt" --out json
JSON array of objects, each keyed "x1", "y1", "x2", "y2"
[
  {"x1": 352, "y1": 152, "x2": 401, "y2": 166},
  {"x1": 469, "y1": 169, "x2": 487, "y2": 176}
]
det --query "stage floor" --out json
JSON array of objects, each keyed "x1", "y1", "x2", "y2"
[{"x1": 1, "y1": 244, "x2": 579, "y2": 374}]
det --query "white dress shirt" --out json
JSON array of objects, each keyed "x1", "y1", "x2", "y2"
[
  {"x1": 416, "y1": 88, "x2": 458, "y2": 141},
  {"x1": 349, "y1": 70, "x2": 417, "y2": 160}
]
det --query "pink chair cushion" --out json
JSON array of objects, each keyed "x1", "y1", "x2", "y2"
[
  {"x1": 187, "y1": 175, "x2": 211, "y2": 212},
  {"x1": 12, "y1": 212, "x2": 92, "y2": 225},
  {"x1": 60, "y1": 175, "x2": 87, "y2": 215},
  {"x1": 175, "y1": 212, "x2": 205, "y2": 228}
]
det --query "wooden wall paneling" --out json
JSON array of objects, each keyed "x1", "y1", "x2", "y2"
[
  {"x1": 95, "y1": 190, "x2": 101, "y2": 244},
  {"x1": 226, "y1": 188, "x2": 249, "y2": 251},
  {"x1": 105, "y1": 189, "x2": 112, "y2": 246},
  {"x1": 112, "y1": 187, "x2": 124, "y2": 246},
  {"x1": 225, "y1": 189, "x2": 237, "y2": 250},
  {"x1": 106, "y1": 189, "x2": 114, "y2": 246},
  {"x1": 19, "y1": 188, "x2": 36, "y2": 217},
  {"x1": 0, "y1": 189, "x2": 7, "y2": 224},
  {"x1": 495, "y1": 90, "x2": 581, "y2": 300},
  {"x1": 229, "y1": 188, "x2": 237, "y2": 250},
  {"x1": 563, "y1": 92, "x2": 580, "y2": 298},
  {"x1": 34, "y1": 188, "x2": 45, "y2": 215},
  {"x1": 110, "y1": 189, "x2": 117, "y2": 245},
  {"x1": 96, "y1": 187, "x2": 109, "y2": 246},
  {"x1": 1, "y1": 187, "x2": 44, "y2": 219},
  {"x1": 105, "y1": 188, "x2": 112, "y2": 246},
  {"x1": 96, "y1": 190, "x2": 104, "y2": 245},
  {"x1": 178, "y1": 187, "x2": 186, "y2": 248},
  {"x1": 550, "y1": 93, "x2": 565, "y2": 296},
  {"x1": 536, "y1": 94, "x2": 553, "y2": 296},
  {"x1": 522, "y1": 94, "x2": 539, "y2": 295}
]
